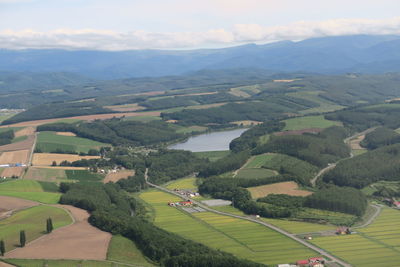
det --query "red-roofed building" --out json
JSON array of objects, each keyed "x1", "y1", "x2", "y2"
[
  {"x1": 296, "y1": 260, "x2": 309, "y2": 266},
  {"x1": 393, "y1": 201, "x2": 400, "y2": 208}
]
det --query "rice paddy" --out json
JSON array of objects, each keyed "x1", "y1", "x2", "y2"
[
  {"x1": 310, "y1": 208, "x2": 400, "y2": 266},
  {"x1": 140, "y1": 190, "x2": 318, "y2": 265}
]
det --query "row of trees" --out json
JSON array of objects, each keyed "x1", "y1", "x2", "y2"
[{"x1": 0, "y1": 129, "x2": 14, "y2": 146}]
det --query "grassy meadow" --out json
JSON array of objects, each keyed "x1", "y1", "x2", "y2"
[
  {"x1": 0, "y1": 205, "x2": 72, "y2": 251},
  {"x1": 194, "y1": 150, "x2": 230, "y2": 162},
  {"x1": 0, "y1": 180, "x2": 61, "y2": 204},
  {"x1": 283, "y1": 115, "x2": 341, "y2": 131},
  {"x1": 36, "y1": 131, "x2": 109, "y2": 154},
  {"x1": 4, "y1": 259, "x2": 134, "y2": 267},
  {"x1": 107, "y1": 235, "x2": 154, "y2": 267},
  {"x1": 165, "y1": 177, "x2": 198, "y2": 191}
]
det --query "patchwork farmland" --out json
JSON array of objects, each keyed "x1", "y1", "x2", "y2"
[
  {"x1": 32, "y1": 153, "x2": 100, "y2": 166},
  {"x1": 140, "y1": 190, "x2": 318, "y2": 265},
  {"x1": 310, "y1": 208, "x2": 400, "y2": 266}
]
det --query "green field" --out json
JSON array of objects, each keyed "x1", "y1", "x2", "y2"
[
  {"x1": 287, "y1": 91, "x2": 344, "y2": 114},
  {"x1": 263, "y1": 218, "x2": 335, "y2": 234},
  {"x1": 194, "y1": 150, "x2": 230, "y2": 162},
  {"x1": 36, "y1": 131, "x2": 109, "y2": 153},
  {"x1": 310, "y1": 208, "x2": 400, "y2": 266},
  {"x1": 0, "y1": 205, "x2": 72, "y2": 251},
  {"x1": 140, "y1": 190, "x2": 318, "y2": 265},
  {"x1": 107, "y1": 235, "x2": 154, "y2": 266},
  {"x1": 261, "y1": 153, "x2": 319, "y2": 181},
  {"x1": 65, "y1": 170, "x2": 104, "y2": 183},
  {"x1": 235, "y1": 168, "x2": 276, "y2": 179},
  {"x1": 283, "y1": 115, "x2": 341, "y2": 131},
  {"x1": 0, "y1": 180, "x2": 61, "y2": 204},
  {"x1": 4, "y1": 259, "x2": 133, "y2": 267},
  {"x1": 24, "y1": 167, "x2": 68, "y2": 182},
  {"x1": 244, "y1": 154, "x2": 273, "y2": 168},
  {"x1": 11, "y1": 135, "x2": 28, "y2": 143},
  {"x1": 125, "y1": 115, "x2": 161, "y2": 122},
  {"x1": 165, "y1": 177, "x2": 198, "y2": 191}
]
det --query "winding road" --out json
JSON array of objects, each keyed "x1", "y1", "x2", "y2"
[{"x1": 144, "y1": 169, "x2": 352, "y2": 267}]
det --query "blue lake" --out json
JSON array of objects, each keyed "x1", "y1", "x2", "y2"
[{"x1": 169, "y1": 128, "x2": 247, "y2": 152}]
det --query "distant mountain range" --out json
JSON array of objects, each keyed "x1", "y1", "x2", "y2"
[{"x1": 1, "y1": 35, "x2": 400, "y2": 79}]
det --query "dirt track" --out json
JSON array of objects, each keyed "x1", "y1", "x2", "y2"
[
  {"x1": 5, "y1": 205, "x2": 111, "y2": 260},
  {"x1": 103, "y1": 170, "x2": 135, "y2": 183},
  {"x1": 14, "y1": 127, "x2": 35, "y2": 138},
  {"x1": 0, "y1": 196, "x2": 38, "y2": 220}
]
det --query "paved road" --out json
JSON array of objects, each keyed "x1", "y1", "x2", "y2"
[
  {"x1": 145, "y1": 173, "x2": 352, "y2": 267},
  {"x1": 354, "y1": 204, "x2": 382, "y2": 229}
]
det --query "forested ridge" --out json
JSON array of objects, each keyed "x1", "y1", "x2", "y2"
[
  {"x1": 252, "y1": 126, "x2": 350, "y2": 168},
  {"x1": 323, "y1": 143, "x2": 400, "y2": 188},
  {"x1": 37, "y1": 118, "x2": 185, "y2": 146},
  {"x1": 361, "y1": 127, "x2": 400, "y2": 149}
]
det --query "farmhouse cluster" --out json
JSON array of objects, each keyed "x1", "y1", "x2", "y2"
[
  {"x1": 172, "y1": 188, "x2": 200, "y2": 198},
  {"x1": 279, "y1": 256, "x2": 325, "y2": 267}
]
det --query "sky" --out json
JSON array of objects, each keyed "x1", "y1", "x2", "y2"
[{"x1": 0, "y1": 0, "x2": 399, "y2": 50}]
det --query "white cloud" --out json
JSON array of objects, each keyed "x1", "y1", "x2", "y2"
[{"x1": 1, "y1": 17, "x2": 400, "y2": 50}]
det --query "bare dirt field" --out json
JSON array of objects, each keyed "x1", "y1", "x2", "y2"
[
  {"x1": 273, "y1": 79, "x2": 295, "y2": 83},
  {"x1": 349, "y1": 135, "x2": 365, "y2": 150},
  {"x1": 0, "y1": 261, "x2": 15, "y2": 267},
  {"x1": 0, "y1": 111, "x2": 162, "y2": 128},
  {"x1": 0, "y1": 150, "x2": 30, "y2": 165},
  {"x1": 274, "y1": 128, "x2": 323, "y2": 136},
  {"x1": 5, "y1": 205, "x2": 112, "y2": 260},
  {"x1": 248, "y1": 181, "x2": 313, "y2": 199},
  {"x1": 14, "y1": 127, "x2": 35, "y2": 137},
  {"x1": 0, "y1": 135, "x2": 35, "y2": 152},
  {"x1": 1, "y1": 167, "x2": 24, "y2": 178},
  {"x1": 187, "y1": 103, "x2": 226, "y2": 110},
  {"x1": 32, "y1": 153, "x2": 100, "y2": 166},
  {"x1": 104, "y1": 103, "x2": 145, "y2": 112},
  {"x1": 103, "y1": 170, "x2": 135, "y2": 183},
  {"x1": 0, "y1": 196, "x2": 38, "y2": 220},
  {"x1": 55, "y1": 131, "x2": 76, "y2": 137}
]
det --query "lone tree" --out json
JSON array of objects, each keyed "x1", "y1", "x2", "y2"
[
  {"x1": 19, "y1": 230, "x2": 26, "y2": 247},
  {"x1": 46, "y1": 218, "x2": 53, "y2": 233},
  {"x1": 0, "y1": 239, "x2": 5, "y2": 256}
]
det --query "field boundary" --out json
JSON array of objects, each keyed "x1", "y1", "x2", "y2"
[{"x1": 144, "y1": 169, "x2": 351, "y2": 267}]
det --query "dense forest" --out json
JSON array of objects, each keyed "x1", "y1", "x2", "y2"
[
  {"x1": 146, "y1": 150, "x2": 208, "y2": 184},
  {"x1": 0, "y1": 129, "x2": 15, "y2": 146},
  {"x1": 361, "y1": 127, "x2": 400, "y2": 149},
  {"x1": 252, "y1": 126, "x2": 350, "y2": 168},
  {"x1": 60, "y1": 179, "x2": 263, "y2": 267},
  {"x1": 198, "y1": 151, "x2": 250, "y2": 177},
  {"x1": 325, "y1": 103, "x2": 400, "y2": 131},
  {"x1": 229, "y1": 120, "x2": 285, "y2": 152},
  {"x1": 323, "y1": 143, "x2": 400, "y2": 188}
]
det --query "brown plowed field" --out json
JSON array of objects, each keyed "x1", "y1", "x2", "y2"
[
  {"x1": 0, "y1": 196, "x2": 38, "y2": 220},
  {"x1": 56, "y1": 131, "x2": 76, "y2": 136},
  {"x1": 0, "y1": 111, "x2": 161, "y2": 128},
  {"x1": 103, "y1": 170, "x2": 135, "y2": 183},
  {"x1": 14, "y1": 127, "x2": 35, "y2": 137},
  {"x1": 1, "y1": 167, "x2": 24, "y2": 178},
  {"x1": 32, "y1": 153, "x2": 100, "y2": 166},
  {"x1": 0, "y1": 135, "x2": 35, "y2": 152},
  {"x1": 5, "y1": 205, "x2": 112, "y2": 260},
  {"x1": 0, "y1": 261, "x2": 15, "y2": 267},
  {"x1": 0, "y1": 150, "x2": 30, "y2": 165},
  {"x1": 248, "y1": 181, "x2": 313, "y2": 199}
]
